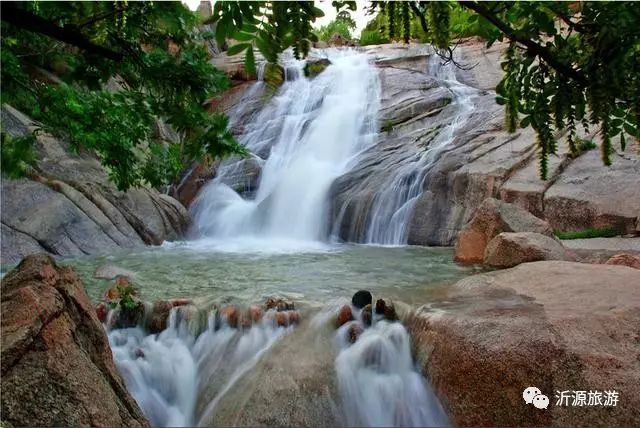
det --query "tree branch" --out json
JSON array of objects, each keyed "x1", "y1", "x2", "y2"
[
  {"x1": 409, "y1": 3, "x2": 428, "y2": 34},
  {"x1": 458, "y1": 1, "x2": 587, "y2": 86},
  {"x1": 1, "y1": 3, "x2": 124, "y2": 61}
]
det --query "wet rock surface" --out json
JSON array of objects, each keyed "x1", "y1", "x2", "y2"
[
  {"x1": 1, "y1": 254, "x2": 148, "y2": 427},
  {"x1": 407, "y1": 261, "x2": 640, "y2": 427}
]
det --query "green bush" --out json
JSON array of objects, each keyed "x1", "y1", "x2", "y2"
[
  {"x1": 359, "y1": 30, "x2": 389, "y2": 46},
  {"x1": 555, "y1": 226, "x2": 620, "y2": 240}
]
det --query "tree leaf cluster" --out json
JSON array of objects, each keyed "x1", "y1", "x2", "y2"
[{"x1": 1, "y1": 1, "x2": 245, "y2": 190}]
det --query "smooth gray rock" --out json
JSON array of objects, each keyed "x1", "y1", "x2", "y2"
[{"x1": 1, "y1": 105, "x2": 189, "y2": 264}]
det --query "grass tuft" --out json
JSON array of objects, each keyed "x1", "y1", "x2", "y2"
[{"x1": 554, "y1": 226, "x2": 620, "y2": 240}]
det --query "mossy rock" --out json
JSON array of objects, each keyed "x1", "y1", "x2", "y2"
[
  {"x1": 303, "y1": 58, "x2": 331, "y2": 78},
  {"x1": 263, "y1": 62, "x2": 285, "y2": 88}
]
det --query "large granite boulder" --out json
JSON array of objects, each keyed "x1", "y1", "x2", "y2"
[
  {"x1": 454, "y1": 198, "x2": 554, "y2": 264},
  {"x1": 1, "y1": 105, "x2": 189, "y2": 264},
  {"x1": 407, "y1": 261, "x2": 640, "y2": 426},
  {"x1": 483, "y1": 231, "x2": 574, "y2": 268},
  {"x1": 543, "y1": 149, "x2": 640, "y2": 235},
  {"x1": 1, "y1": 254, "x2": 149, "y2": 427}
]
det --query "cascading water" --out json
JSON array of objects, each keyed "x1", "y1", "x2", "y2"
[
  {"x1": 335, "y1": 51, "x2": 480, "y2": 245},
  {"x1": 107, "y1": 307, "x2": 293, "y2": 427},
  {"x1": 191, "y1": 49, "x2": 380, "y2": 249},
  {"x1": 335, "y1": 319, "x2": 448, "y2": 427}
]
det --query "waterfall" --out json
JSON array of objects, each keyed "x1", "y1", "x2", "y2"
[
  {"x1": 190, "y1": 49, "x2": 380, "y2": 250},
  {"x1": 333, "y1": 52, "x2": 479, "y2": 245}
]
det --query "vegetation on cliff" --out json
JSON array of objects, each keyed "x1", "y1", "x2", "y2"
[{"x1": 1, "y1": 1, "x2": 245, "y2": 190}]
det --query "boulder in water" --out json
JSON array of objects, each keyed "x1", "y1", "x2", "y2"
[
  {"x1": 361, "y1": 304, "x2": 372, "y2": 326},
  {"x1": 304, "y1": 58, "x2": 331, "y2": 78},
  {"x1": 454, "y1": 198, "x2": 554, "y2": 264},
  {"x1": 375, "y1": 298, "x2": 399, "y2": 321},
  {"x1": 146, "y1": 298, "x2": 192, "y2": 333},
  {"x1": 265, "y1": 296, "x2": 295, "y2": 311},
  {"x1": 347, "y1": 323, "x2": 364, "y2": 344},
  {"x1": 1, "y1": 254, "x2": 149, "y2": 427},
  {"x1": 336, "y1": 304, "x2": 354, "y2": 327},
  {"x1": 221, "y1": 305, "x2": 239, "y2": 328},
  {"x1": 352, "y1": 290, "x2": 372, "y2": 309},
  {"x1": 95, "y1": 302, "x2": 108, "y2": 323},
  {"x1": 249, "y1": 304, "x2": 264, "y2": 323},
  {"x1": 94, "y1": 263, "x2": 136, "y2": 281}
]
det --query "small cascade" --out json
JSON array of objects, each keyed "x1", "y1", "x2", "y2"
[
  {"x1": 106, "y1": 303, "x2": 298, "y2": 427},
  {"x1": 334, "y1": 313, "x2": 448, "y2": 427}
]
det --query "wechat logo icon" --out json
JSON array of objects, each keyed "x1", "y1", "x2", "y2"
[{"x1": 523, "y1": 386, "x2": 549, "y2": 409}]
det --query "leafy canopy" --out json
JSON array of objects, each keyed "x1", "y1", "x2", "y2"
[{"x1": 1, "y1": 1, "x2": 244, "y2": 190}]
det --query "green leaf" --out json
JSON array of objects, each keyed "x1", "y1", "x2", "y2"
[
  {"x1": 226, "y1": 43, "x2": 250, "y2": 56},
  {"x1": 232, "y1": 31, "x2": 255, "y2": 42},
  {"x1": 244, "y1": 46, "x2": 256, "y2": 78}
]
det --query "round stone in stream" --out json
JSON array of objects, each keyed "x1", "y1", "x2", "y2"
[{"x1": 352, "y1": 290, "x2": 372, "y2": 309}]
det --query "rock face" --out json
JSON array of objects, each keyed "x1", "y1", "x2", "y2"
[
  {"x1": 407, "y1": 261, "x2": 640, "y2": 427},
  {"x1": 1, "y1": 105, "x2": 189, "y2": 264},
  {"x1": 1, "y1": 254, "x2": 149, "y2": 427},
  {"x1": 203, "y1": 41, "x2": 639, "y2": 246},
  {"x1": 483, "y1": 232, "x2": 573, "y2": 268},
  {"x1": 454, "y1": 198, "x2": 554, "y2": 264},
  {"x1": 605, "y1": 253, "x2": 640, "y2": 269}
]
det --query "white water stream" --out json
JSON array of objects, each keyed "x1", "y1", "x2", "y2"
[{"x1": 108, "y1": 308, "x2": 292, "y2": 426}]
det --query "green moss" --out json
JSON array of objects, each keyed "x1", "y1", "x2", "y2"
[
  {"x1": 264, "y1": 62, "x2": 285, "y2": 88},
  {"x1": 555, "y1": 226, "x2": 620, "y2": 240},
  {"x1": 303, "y1": 59, "x2": 331, "y2": 78}
]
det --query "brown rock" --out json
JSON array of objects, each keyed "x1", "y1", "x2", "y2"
[
  {"x1": 336, "y1": 304, "x2": 354, "y2": 327},
  {"x1": 454, "y1": 198, "x2": 554, "y2": 264},
  {"x1": 361, "y1": 304, "x2": 372, "y2": 326},
  {"x1": 483, "y1": 232, "x2": 574, "y2": 268},
  {"x1": 265, "y1": 296, "x2": 294, "y2": 311},
  {"x1": 170, "y1": 162, "x2": 215, "y2": 208},
  {"x1": 1, "y1": 254, "x2": 148, "y2": 427},
  {"x1": 249, "y1": 304, "x2": 264, "y2": 323},
  {"x1": 407, "y1": 261, "x2": 640, "y2": 427},
  {"x1": 275, "y1": 311, "x2": 288, "y2": 327},
  {"x1": 146, "y1": 300, "x2": 172, "y2": 333},
  {"x1": 221, "y1": 305, "x2": 239, "y2": 328},
  {"x1": 605, "y1": 253, "x2": 640, "y2": 270},
  {"x1": 375, "y1": 298, "x2": 399, "y2": 321},
  {"x1": 95, "y1": 302, "x2": 108, "y2": 323},
  {"x1": 347, "y1": 323, "x2": 364, "y2": 344},
  {"x1": 287, "y1": 310, "x2": 300, "y2": 325},
  {"x1": 94, "y1": 264, "x2": 136, "y2": 281}
]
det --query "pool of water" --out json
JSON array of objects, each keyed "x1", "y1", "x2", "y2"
[{"x1": 60, "y1": 241, "x2": 474, "y2": 308}]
